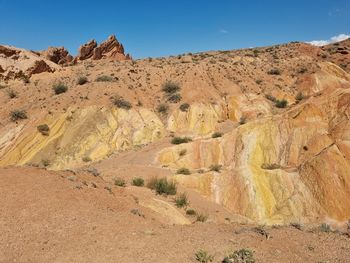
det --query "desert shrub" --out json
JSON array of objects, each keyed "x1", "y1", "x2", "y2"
[
  {"x1": 195, "y1": 250, "x2": 214, "y2": 263},
  {"x1": 167, "y1": 93, "x2": 182, "y2": 103},
  {"x1": 212, "y1": 132, "x2": 222, "y2": 138},
  {"x1": 196, "y1": 213, "x2": 208, "y2": 222},
  {"x1": 37, "y1": 124, "x2": 50, "y2": 136},
  {"x1": 265, "y1": 94, "x2": 277, "y2": 102},
  {"x1": 179, "y1": 103, "x2": 190, "y2": 112},
  {"x1": 174, "y1": 193, "x2": 189, "y2": 208},
  {"x1": 113, "y1": 96, "x2": 132, "y2": 110},
  {"x1": 157, "y1": 103, "x2": 169, "y2": 115},
  {"x1": 7, "y1": 89, "x2": 17, "y2": 98},
  {"x1": 275, "y1": 99, "x2": 288, "y2": 108},
  {"x1": 82, "y1": 156, "x2": 92, "y2": 162},
  {"x1": 295, "y1": 92, "x2": 304, "y2": 101},
  {"x1": 176, "y1": 167, "x2": 191, "y2": 175},
  {"x1": 95, "y1": 75, "x2": 114, "y2": 82},
  {"x1": 132, "y1": 177, "x2": 144, "y2": 187},
  {"x1": 178, "y1": 149, "x2": 187, "y2": 157},
  {"x1": 209, "y1": 164, "x2": 222, "y2": 172},
  {"x1": 267, "y1": 68, "x2": 281, "y2": 75},
  {"x1": 114, "y1": 178, "x2": 126, "y2": 187},
  {"x1": 223, "y1": 249, "x2": 255, "y2": 263},
  {"x1": 53, "y1": 83, "x2": 68, "y2": 95},
  {"x1": 162, "y1": 81, "x2": 180, "y2": 94},
  {"x1": 186, "y1": 209, "x2": 196, "y2": 216},
  {"x1": 255, "y1": 79, "x2": 263, "y2": 85},
  {"x1": 290, "y1": 222, "x2": 303, "y2": 231},
  {"x1": 171, "y1": 136, "x2": 192, "y2": 145},
  {"x1": 77, "y1": 76, "x2": 88, "y2": 85},
  {"x1": 239, "y1": 116, "x2": 246, "y2": 125},
  {"x1": 10, "y1": 110, "x2": 27, "y2": 121},
  {"x1": 41, "y1": 159, "x2": 50, "y2": 167},
  {"x1": 261, "y1": 163, "x2": 280, "y2": 170},
  {"x1": 147, "y1": 177, "x2": 177, "y2": 195},
  {"x1": 319, "y1": 223, "x2": 331, "y2": 233}
]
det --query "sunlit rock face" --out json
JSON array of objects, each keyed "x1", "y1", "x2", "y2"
[
  {"x1": 158, "y1": 89, "x2": 350, "y2": 224},
  {"x1": 0, "y1": 106, "x2": 165, "y2": 169}
]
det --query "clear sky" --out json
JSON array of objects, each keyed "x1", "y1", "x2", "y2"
[{"x1": 0, "y1": 0, "x2": 349, "y2": 58}]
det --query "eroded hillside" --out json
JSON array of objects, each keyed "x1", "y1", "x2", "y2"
[{"x1": 1, "y1": 39, "x2": 350, "y2": 226}]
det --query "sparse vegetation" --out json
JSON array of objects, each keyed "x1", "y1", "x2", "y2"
[
  {"x1": 132, "y1": 177, "x2": 144, "y2": 187},
  {"x1": 176, "y1": 167, "x2": 191, "y2": 175},
  {"x1": 77, "y1": 76, "x2": 88, "y2": 85},
  {"x1": 114, "y1": 178, "x2": 126, "y2": 187},
  {"x1": 195, "y1": 250, "x2": 214, "y2": 263},
  {"x1": 7, "y1": 89, "x2": 17, "y2": 98},
  {"x1": 147, "y1": 177, "x2": 177, "y2": 195},
  {"x1": 196, "y1": 213, "x2": 208, "y2": 222},
  {"x1": 212, "y1": 132, "x2": 222, "y2": 138},
  {"x1": 53, "y1": 83, "x2": 68, "y2": 95},
  {"x1": 178, "y1": 149, "x2": 187, "y2": 157},
  {"x1": 112, "y1": 96, "x2": 132, "y2": 110},
  {"x1": 209, "y1": 164, "x2": 222, "y2": 172},
  {"x1": 82, "y1": 156, "x2": 92, "y2": 162},
  {"x1": 37, "y1": 124, "x2": 50, "y2": 136},
  {"x1": 41, "y1": 159, "x2": 50, "y2": 167},
  {"x1": 157, "y1": 103, "x2": 169, "y2": 115},
  {"x1": 167, "y1": 93, "x2": 182, "y2": 103},
  {"x1": 171, "y1": 136, "x2": 192, "y2": 145},
  {"x1": 10, "y1": 110, "x2": 27, "y2": 121},
  {"x1": 275, "y1": 99, "x2": 288, "y2": 108},
  {"x1": 267, "y1": 68, "x2": 281, "y2": 75},
  {"x1": 179, "y1": 103, "x2": 190, "y2": 112},
  {"x1": 295, "y1": 92, "x2": 305, "y2": 101},
  {"x1": 95, "y1": 75, "x2": 114, "y2": 82},
  {"x1": 186, "y1": 209, "x2": 196, "y2": 216},
  {"x1": 162, "y1": 80, "x2": 180, "y2": 94},
  {"x1": 319, "y1": 223, "x2": 331, "y2": 233},
  {"x1": 261, "y1": 163, "x2": 280, "y2": 170},
  {"x1": 223, "y1": 249, "x2": 255, "y2": 263},
  {"x1": 174, "y1": 193, "x2": 189, "y2": 208}
]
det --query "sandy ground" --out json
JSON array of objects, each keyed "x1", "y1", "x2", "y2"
[{"x1": 1, "y1": 167, "x2": 349, "y2": 263}]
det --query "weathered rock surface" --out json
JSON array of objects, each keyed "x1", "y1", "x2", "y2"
[
  {"x1": 77, "y1": 35, "x2": 130, "y2": 61},
  {"x1": 39, "y1": 46, "x2": 73, "y2": 65}
]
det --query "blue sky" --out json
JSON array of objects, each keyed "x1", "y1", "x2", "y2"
[{"x1": 0, "y1": 0, "x2": 349, "y2": 58}]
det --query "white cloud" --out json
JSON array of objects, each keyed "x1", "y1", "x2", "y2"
[
  {"x1": 219, "y1": 29, "x2": 228, "y2": 34},
  {"x1": 308, "y1": 33, "x2": 350, "y2": 46}
]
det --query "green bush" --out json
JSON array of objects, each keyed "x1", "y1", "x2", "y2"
[
  {"x1": 196, "y1": 213, "x2": 208, "y2": 222},
  {"x1": 10, "y1": 110, "x2": 27, "y2": 121},
  {"x1": 209, "y1": 164, "x2": 222, "y2": 172},
  {"x1": 77, "y1": 76, "x2": 88, "y2": 85},
  {"x1": 223, "y1": 249, "x2": 255, "y2": 263},
  {"x1": 162, "y1": 81, "x2": 180, "y2": 94},
  {"x1": 132, "y1": 177, "x2": 144, "y2": 187},
  {"x1": 147, "y1": 177, "x2": 177, "y2": 195},
  {"x1": 275, "y1": 99, "x2": 288, "y2": 108},
  {"x1": 53, "y1": 83, "x2": 68, "y2": 95},
  {"x1": 174, "y1": 193, "x2": 189, "y2": 208},
  {"x1": 319, "y1": 223, "x2": 331, "y2": 233},
  {"x1": 186, "y1": 209, "x2": 196, "y2": 216},
  {"x1": 176, "y1": 167, "x2": 191, "y2": 175},
  {"x1": 179, "y1": 103, "x2": 190, "y2": 112},
  {"x1": 267, "y1": 68, "x2": 281, "y2": 75},
  {"x1": 37, "y1": 124, "x2": 50, "y2": 136},
  {"x1": 114, "y1": 178, "x2": 126, "y2": 187},
  {"x1": 157, "y1": 103, "x2": 169, "y2": 115},
  {"x1": 195, "y1": 250, "x2": 214, "y2": 263},
  {"x1": 171, "y1": 136, "x2": 192, "y2": 145},
  {"x1": 113, "y1": 97, "x2": 132, "y2": 110},
  {"x1": 96, "y1": 75, "x2": 114, "y2": 82},
  {"x1": 295, "y1": 92, "x2": 304, "y2": 101},
  {"x1": 82, "y1": 156, "x2": 92, "y2": 162},
  {"x1": 212, "y1": 132, "x2": 222, "y2": 138},
  {"x1": 167, "y1": 93, "x2": 182, "y2": 103}
]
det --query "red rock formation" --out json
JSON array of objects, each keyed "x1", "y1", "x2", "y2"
[
  {"x1": 77, "y1": 35, "x2": 130, "y2": 61},
  {"x1": 26, "y1": 60, "x2": 55, "y2": 76},
  {"x1": 40, "y1": 47, "x2": 73, "y2": 65}
]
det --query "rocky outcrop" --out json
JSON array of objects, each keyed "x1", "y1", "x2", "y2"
[
  {"x1": 39, "y1": 46, "x2": 73, "y2": 65},
  {"x1": 0, "y1": 45, "x2": 60, "y2": 81},
  {"x1": 77, "y1": 35, "x2": 130, "y2": 61}
]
